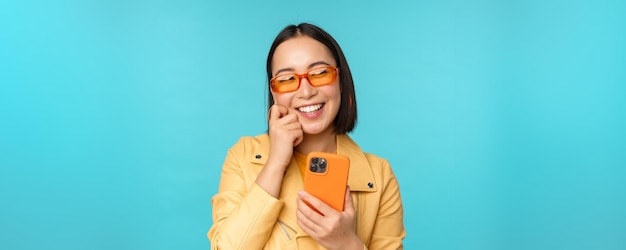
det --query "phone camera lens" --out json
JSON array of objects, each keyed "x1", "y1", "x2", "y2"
[
  {"x1": 311, "y1": 157, "x2": 319, "y2": 164},
  {"x1": 319, "y1": 161, "x2": 327, "y2": 171}
]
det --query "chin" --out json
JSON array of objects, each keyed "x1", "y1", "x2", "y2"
[{"x1": 302, "y1": 124, "x2": 328, "y2": 135}]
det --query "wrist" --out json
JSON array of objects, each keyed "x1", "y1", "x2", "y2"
[
  {"x1": 265, "y1": 158, "x2": 290, "y2": 171},
  {"x1": 266, "y1": 152, "x2": 292, "y2": 168},
  {"x1": 349, "y1": 234, "x2": 364, "y2": 250},
  {"x1": 329, "y1": 234, "x2": 362, "y2": 250}
]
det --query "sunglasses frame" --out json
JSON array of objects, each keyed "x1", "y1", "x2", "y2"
[{"x1": 270, "y1": 66, "x2": 339, "y2": 93}]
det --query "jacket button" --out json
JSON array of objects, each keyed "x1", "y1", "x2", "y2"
[
  {"x1": 368, "y1": 182, "x2": 374, "y2": 188},
  {"x1": 255, "y1": 154, "x2": 262, "y2": 159}
]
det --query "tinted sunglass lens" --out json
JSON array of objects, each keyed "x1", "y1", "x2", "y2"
[{"x1": 309, "y1": 67, "x2": 336, "y2": 86}]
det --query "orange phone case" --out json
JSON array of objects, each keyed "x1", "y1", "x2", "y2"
[{"x1": 304, "y1": 152, "x2": 350, "y2": 212}]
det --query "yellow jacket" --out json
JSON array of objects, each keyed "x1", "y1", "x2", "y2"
[{"x1": 208, "y1": 134, "x2": 405, "y2": 249}]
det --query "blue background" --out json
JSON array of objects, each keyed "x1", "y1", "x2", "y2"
[{"x1": 1, "y1": 0, "x2": 625, "y2": 249}]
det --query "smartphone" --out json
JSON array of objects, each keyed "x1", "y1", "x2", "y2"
[{"x1": 303, "y1": 152, "x2": 350, "y2": 213}]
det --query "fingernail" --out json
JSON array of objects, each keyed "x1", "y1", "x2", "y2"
[{"x1": 298, "y1": 191, "x2": 304, "y2": 197}]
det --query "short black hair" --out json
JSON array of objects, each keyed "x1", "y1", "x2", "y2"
[{"x1": 266, "y1": 23, "x2": 357, "y2": 134}]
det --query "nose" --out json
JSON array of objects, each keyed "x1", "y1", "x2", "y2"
[{"x1": 297, "y1": 76, "x2": 317, "y2": 98}]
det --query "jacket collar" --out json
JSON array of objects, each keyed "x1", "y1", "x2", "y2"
[{"x1": 249, "y1": 133, "x2": 377, "y2": 192}]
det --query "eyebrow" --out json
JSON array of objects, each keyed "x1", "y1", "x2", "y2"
[{"x1": 274, "y1": 61, "x2": 332, "y2": 76}]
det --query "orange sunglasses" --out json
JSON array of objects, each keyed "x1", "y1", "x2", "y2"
[{"x1": 270, "y1": 66, "x2": 339, "y2": 93}]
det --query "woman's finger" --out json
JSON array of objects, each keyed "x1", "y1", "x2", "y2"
[
  {"x1": 277, "y1": 113, "x2": 299, "y2": 125},
  {"x1": 343, "y1": 186, "x2": 355, "y2": 214},
  {"x1": 296, "y1": 205, "x2": 320, "y2": 235},
  {"x1": 269, "y1": 104, "x2": 289, "y2": 121},
  {"x1": 298, "y1": 190, "x2": 336, "y2": 219},
  {"x1": 293, "y1": 133, "x2": 304, "y2": 146}
]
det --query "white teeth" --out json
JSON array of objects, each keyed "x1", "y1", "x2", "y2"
[{"x1": 297, "y1": 104, "x2": 323, "y2": 113}]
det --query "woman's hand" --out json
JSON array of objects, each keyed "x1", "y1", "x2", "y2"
[
  {"x1": 255, "y1": 105, "x2": 303, "y2": 198},
  {"x1": 296, "y1": 187, "x2": 363, "y2": 250},
  {"x1": 267, "y1": 104, "x2": 303, "y2": 168}
]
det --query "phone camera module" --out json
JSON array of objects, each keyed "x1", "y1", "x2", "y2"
[{"x1": 310, "y1": 157, "x2": 327, "y2": 173}]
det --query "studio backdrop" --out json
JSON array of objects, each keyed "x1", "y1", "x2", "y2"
[{"x1": 1, "y1": 0, "x2": 624, "y2": 249}]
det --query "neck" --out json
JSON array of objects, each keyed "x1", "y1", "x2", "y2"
[{"x1": 295, "y1": 128, "x2": 337, "y2": 155}]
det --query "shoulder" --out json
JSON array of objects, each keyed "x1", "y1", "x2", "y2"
[
  {"x1": 226, "y1": 134, "x2": 270, "y2": 162},
  {"x1": 231, "y1": 134, "x2": 268, "y2": 145},
  {"x1": 229, "y1": 134, "x2": 269, "y2": 150},
  {"x1": 338, "y1": 134, "x2": 395, "y2": 173},
  {"x1": 338, "y1": 134, "x2": 398, "y2": 190},
  {"x1": 362, "y1": 152, "x2": 390, "y2": 167},
  {"x1": 363, "y1": 152, "x2": 396, "y2": 177}
]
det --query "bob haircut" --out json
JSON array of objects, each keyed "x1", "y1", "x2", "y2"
[{"x1": 266, "y1": 23, "x2": 357, "y2": 134}]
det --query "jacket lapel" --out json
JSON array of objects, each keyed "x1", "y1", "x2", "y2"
[
  {"x1": 249, "y1": 134, "x2": 270, "y2": 166},
  {"x1": 337, "y1": 134, "x2": 378, "y2": 192}
]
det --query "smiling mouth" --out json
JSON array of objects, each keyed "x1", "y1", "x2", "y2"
[{"x1": 297, "y1": 103, "x2": 324, "y2": 114}]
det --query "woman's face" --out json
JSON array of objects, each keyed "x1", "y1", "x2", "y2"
[{"x1": 271, "y1": 36, "x2": 341, "y2": 135}]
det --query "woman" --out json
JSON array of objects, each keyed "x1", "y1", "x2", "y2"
[{"x1": 208, "y1": 23, "x2": 405, "y2": 249}]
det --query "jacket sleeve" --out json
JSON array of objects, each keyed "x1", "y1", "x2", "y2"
[
  {"x1": 366, "y1": 160, "x2": 406, "y2": 250},
  {"x1": 207, "y1": 138, "x2": 284, "y2": 249}
]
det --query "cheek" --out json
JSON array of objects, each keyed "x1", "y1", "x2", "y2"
[
  {"x1": 273, "y1": 93, "x2": 292, "y2": 107},
  {"x1": 323, "y1": 85, "x2": 342, "y2": 104}
]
